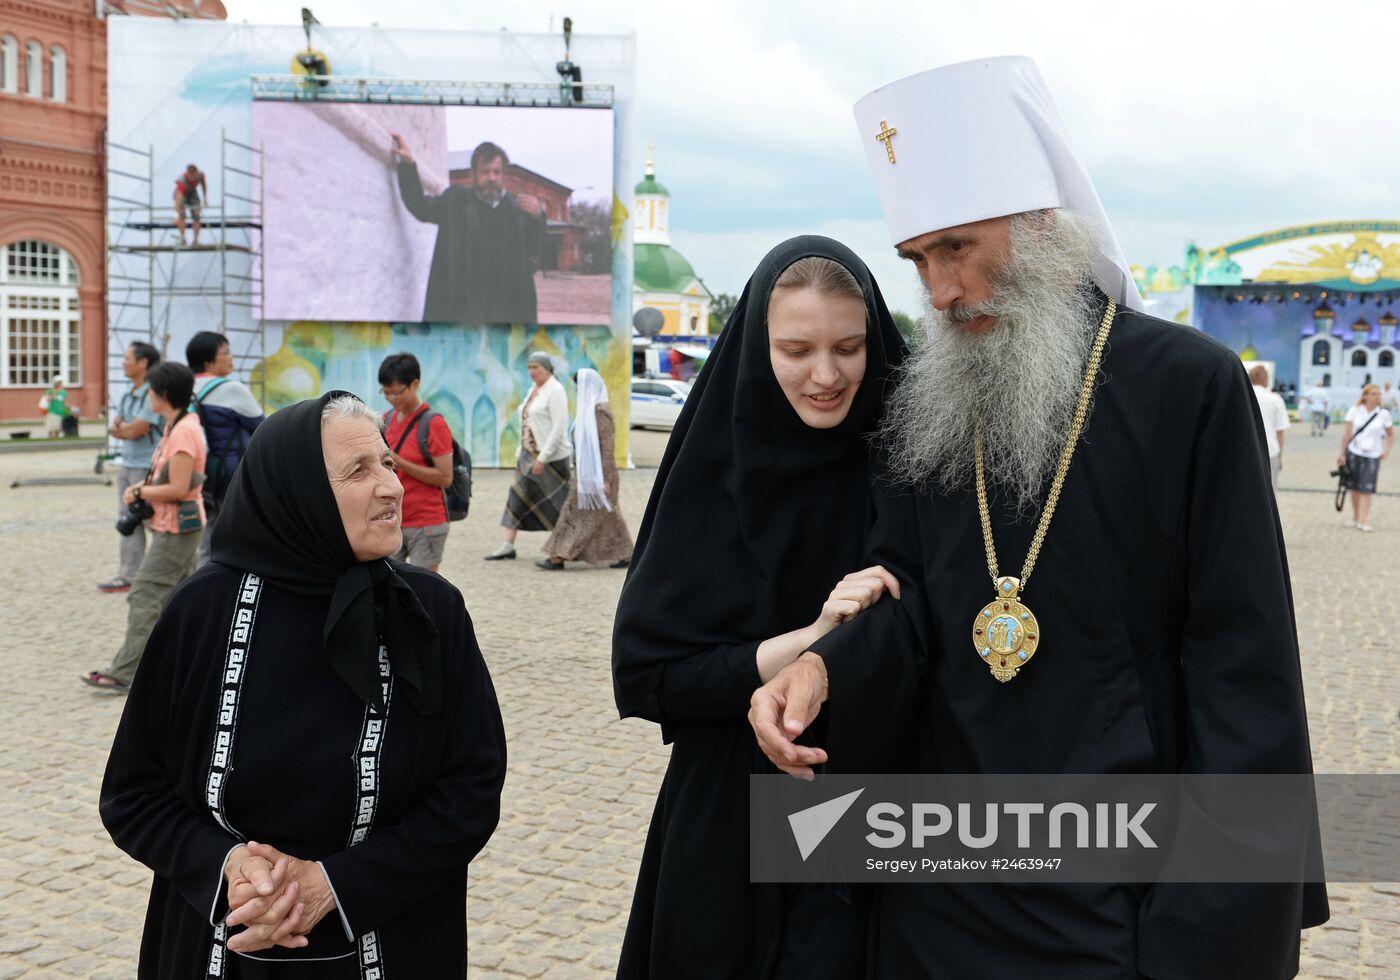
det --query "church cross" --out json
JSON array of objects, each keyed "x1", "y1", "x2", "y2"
[{"x1": 875, "y1": 119, "x2": 898, "y2": 164}]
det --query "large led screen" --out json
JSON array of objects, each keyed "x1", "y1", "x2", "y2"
[{"x1": 254, "y1": 102, "x2": 615, "y2": 325}]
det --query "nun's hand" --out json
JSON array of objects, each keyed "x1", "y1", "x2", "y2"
[
  {"x1": 815, "y1": 566, "x2": 901, "y2": 634},
  {"x1": 749, "y1": 653, "x2": 829, "y2": 780},
  {"x1": 244, "y1": 842, "x2": 338, "y2": 937},
  {"x1": 224, "y1": 845, "x2": 287, "y2": 913},
  {"x1": 226, "y1": 879, "x2": 307, "y2": 953}
]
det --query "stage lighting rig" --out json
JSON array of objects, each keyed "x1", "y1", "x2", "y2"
[
  {"x1": 556, "y1": 16, "x2": 584, "y2": 105},
  {"x1": 292, "y1": 7, "x2": 331, "y2": 88}
]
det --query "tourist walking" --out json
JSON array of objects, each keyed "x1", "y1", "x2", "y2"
[
  {"x1": 100, "y1": 342, "x2": 164, "y2": 593},
  {"x1": 1339, "y1": 383, "x2": 1395, "y2": 532},
  {"x1": 1250, "y1": 365, "x2": 1289, "y2": 490},
  {"x1": 188, "y1": 330, "x2": 265, "y2": 567},
  {"x1": 40, "y1": 375, "x2": 68, "y2": 437},
  {"x1": 538, "y1": 368, "x2": 633, "y2": 569},
  {"x1": 486, "y1": 351, "x2": 570, "y2": 559},
  {"x1": 1303, "y1": 379, "x2": 1331, "y2": 436},
  {"x1": 1382, "y1": 381, "x2": 1400, "y2": 416},
  {"x1": 99, "y1": 392, "x2": 505, "y2": 976},
  {"x1": 83, "y1": 363, "x2": 205, "y2": 692},
  {"x1": 379, "y1": 352, "x2": 455, "y2": 572}
]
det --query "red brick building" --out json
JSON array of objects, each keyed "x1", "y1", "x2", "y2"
[{"x1": 0, "y1": 0, "x2": 224, "y2": 424}]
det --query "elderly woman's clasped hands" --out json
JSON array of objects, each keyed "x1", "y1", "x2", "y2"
[{"x1": 223, "y1": 841, "x2": 338, "y2": 953}]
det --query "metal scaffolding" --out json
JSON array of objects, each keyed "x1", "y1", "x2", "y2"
[
  {"x1": 104, "y1": 130, "x2": 265, "y2": 409},
  {"x1": 249, "y1": 74, "x2": 614, "y2": 108}
]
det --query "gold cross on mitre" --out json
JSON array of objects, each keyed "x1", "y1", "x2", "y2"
[{"x1": 875, "y1": 119, "x2": 897, "y2": 164}]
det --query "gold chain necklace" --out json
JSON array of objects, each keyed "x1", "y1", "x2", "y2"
[{"x1": 971, "y1": 299, "x2": 1117, "y2": 682}]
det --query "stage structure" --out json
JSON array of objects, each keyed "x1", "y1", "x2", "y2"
[
  {"x1": 105, "y1": 132, "x2": 265, "y2": 401},
  {"x1": 1132, "y1": 221, "x2": 1400, "y2": 407},
  {"x1": 106, "y1": 18, "x2": 637, "y2": 467}
]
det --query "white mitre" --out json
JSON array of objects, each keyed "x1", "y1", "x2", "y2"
[{"x1": 853, "y1": 56, "x2": 1145, "y2": 312}]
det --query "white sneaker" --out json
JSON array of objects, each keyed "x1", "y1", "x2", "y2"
[
  {"x1": 1359, "y1": 524, "x2": 1374, "y2": 533},
  {"x1": 1344, "y1": 520, "x2": 1356, "y2": 528}
]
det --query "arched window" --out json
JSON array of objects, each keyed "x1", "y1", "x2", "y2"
[
  {"x1": 25, "y1": 40, "x2": 41, "y2": 98},
  {"x1": 0, "y1": 240, "x2": 82, "y2": 387},
  {"x1": 48, "y1": 45, "x2": 65, "y2": 102},
  {"x1": 1351, "y1": 349, "x2": 1368, "y2": 367},
  {"x1": 1311, "y1": 339, "x2": 1330, "y2": 365},
  {"x1": 1, "y1": 35, "x2": 18, "y2": 93},
  {"x1": 1381, "y1": 351, "x2": 1395, "y2": 368}
]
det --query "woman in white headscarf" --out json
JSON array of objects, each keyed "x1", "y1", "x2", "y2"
[{"x1": 538, "y1": 368, "x2": 634, "y2": 570}]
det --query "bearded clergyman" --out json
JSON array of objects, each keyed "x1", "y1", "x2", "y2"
[{"x1": 749, "y1": 57, "x2": 1329, "y2": 978}]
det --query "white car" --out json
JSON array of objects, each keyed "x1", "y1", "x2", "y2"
[{"x1": 630, "y1": 379, "x2": 690, "y2": 430}]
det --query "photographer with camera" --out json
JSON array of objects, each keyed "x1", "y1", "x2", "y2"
[
  {"x1": 99, "y1": 342, "x2": 165, "y2": 594},
  {"x1": 83, "y1": 363, "x2": 206, "y2": 692},
  {"x1": 1339, "y1": 383, "x2": 1395, "y2": 533}
]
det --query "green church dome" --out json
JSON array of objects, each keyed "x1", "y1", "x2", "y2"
[
  {"x1": 635, "y1": 173, "x2": 670, "y2": 197},
  {"x1": 635, "y1": 243, "x2": 697, "y2": 293}
]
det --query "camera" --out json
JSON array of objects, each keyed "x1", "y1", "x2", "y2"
[
  {"x1": 116, "y1": 497, "x2": 155, "y2": 536},
  {"x1": 1329, "y1": 463, "x2": 1352, "y2": 481}
]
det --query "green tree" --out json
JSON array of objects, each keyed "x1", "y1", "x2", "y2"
[
  {"x1": 891, "y1": 310, "x2": 920, "y2": 345},
  {"x1": 569, "y1": 200, "x2": 613, "y2": 274},
  {"x1": 711, "y1": 292, "x2": 738, "y2": 324}
]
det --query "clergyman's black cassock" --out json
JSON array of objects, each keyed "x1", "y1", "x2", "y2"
[
  {"x1": 612, "y1": 236, "x2": 906, "y2": 978},
  {"x1": 100, "y1": 393, "x2": 507, "y2": 978},
  {"x1": 396, "y1": 160, "x2": 543, "y2": 324},
  {"x1": 809, "y1": 296, "x2": 1329, "y2": 979}
]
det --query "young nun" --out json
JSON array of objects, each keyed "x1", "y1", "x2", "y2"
[
  {"x1": 100, "y1": 392, "x2": 506, "y2": 978},
  {"x1": 611, "y1": 236, "x2": 906, "y2": 978},
  {"x1": 538, "y1": 366, "x2": 634, "y2": 569}
]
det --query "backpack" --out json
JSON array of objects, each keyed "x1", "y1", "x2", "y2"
[
  {"x1": 386, "y1": 407, "x2": 473, "y2": 522},
  {"x1": 193, "y1": 377, "x2": 236, "y2": 504}
]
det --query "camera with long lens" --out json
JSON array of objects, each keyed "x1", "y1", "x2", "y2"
[{"x1": 116, "y1": 497, "x2": 155, "y2": 536}]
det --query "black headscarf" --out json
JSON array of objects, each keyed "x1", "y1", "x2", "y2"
[
  {"x1": 210, "y1": 391, "x2": 443, "y2": 714},
  {"x1": 612, "y1": 236, "x2": 907, "y2": 723}
]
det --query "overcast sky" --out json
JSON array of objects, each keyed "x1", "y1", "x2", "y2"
[{"x1": 228, "y1": 0, "x2": 1399, "y2": 315}]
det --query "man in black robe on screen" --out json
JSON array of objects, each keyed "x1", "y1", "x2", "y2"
[
  {"x1": 391, "y1": 135, "x2": 545, "y2": 324},
  {"x1": 750, "y1": 57, "x2": 1329, "y2": 979}
]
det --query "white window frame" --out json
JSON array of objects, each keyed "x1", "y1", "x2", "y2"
[
  {"x1": 25, "y1": 40, "x2": 42, "y2": 98},
  {"x1": 1, "y1": 35, "x2": 18, "y2": 93},
  {"x1": 49, "y1": 44, "x2": 65, "y2": 102},
  {"x1": 0, "y1": 241, "x2": 82, "y2": 388}
]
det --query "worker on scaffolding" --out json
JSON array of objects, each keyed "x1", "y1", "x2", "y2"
[{"x1": 173, "y1": 163, "x2": 207, "y2": 246}]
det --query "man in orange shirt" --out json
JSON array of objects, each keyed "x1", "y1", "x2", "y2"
[{"x1": 379, "y1": 353, "x2": 454, "y2": 572}]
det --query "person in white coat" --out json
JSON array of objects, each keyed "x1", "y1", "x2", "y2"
[{"x1": 486, "y1": 351, "x2": 572, "y2": 559}]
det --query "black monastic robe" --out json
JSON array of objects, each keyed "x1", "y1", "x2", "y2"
[
  {"x1": 101, "y1": 562, "x2": 506, "y2": 978},
  {"x1": 396, "y1": 161, "x2": 543, "y2": 324},
  {"x1": 810, "y1": 297, "x2": 1329, "y2": 979}
]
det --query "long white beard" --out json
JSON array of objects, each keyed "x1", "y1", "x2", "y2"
[{"x1": 880, "y1": 209, "x2": 1103, "y2": 511}]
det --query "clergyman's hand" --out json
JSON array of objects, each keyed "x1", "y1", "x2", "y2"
[
  {"x1": 749, "y1": 653, "x2": 829, "y2": 780},
  {"x1": 388, "y1": 131, "x2": 413, "y2": 164}
]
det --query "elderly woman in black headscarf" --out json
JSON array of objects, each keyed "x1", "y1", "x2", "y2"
[
  {"x1": 100, "y1": 392, "x2": 506, "y2": 979},
  {"x1": 612, "y1": 237, "x2": 906, "y2": 978}
]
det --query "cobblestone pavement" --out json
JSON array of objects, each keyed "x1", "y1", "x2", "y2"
[{"x1": 0, "y1": 428, "x2": 1395, "y2": 978}]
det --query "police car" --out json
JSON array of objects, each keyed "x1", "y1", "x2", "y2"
[{"x1": 629, "y1": 379, "x2": 690, "y2": 430}]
